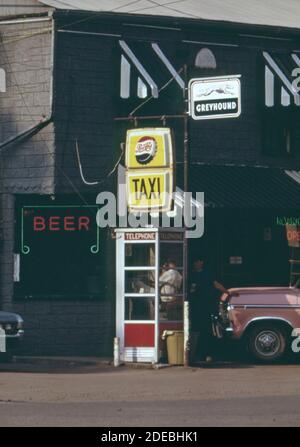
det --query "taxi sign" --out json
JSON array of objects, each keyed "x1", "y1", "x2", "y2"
[{"x1": 126, "y1": 169, "x2": 173, "y2": 212}]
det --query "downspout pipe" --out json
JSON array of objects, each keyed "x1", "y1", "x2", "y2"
[{"x1": 0, "y1": 116, "x2": 52, "y2": 154}]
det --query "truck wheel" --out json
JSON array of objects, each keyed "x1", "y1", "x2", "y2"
[{"x1": 247, "y1": 324, "x2": 287, "y2": 362}]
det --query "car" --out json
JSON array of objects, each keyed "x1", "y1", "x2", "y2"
[
  {"x1": 213, "y1": 286, "x2": 300, "y2": 362},
  {"x1": 0, "y1": 311, "x2": 24, "y2": 361}
]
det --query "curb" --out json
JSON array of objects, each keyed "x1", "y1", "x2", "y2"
[
  {"x1": 122, "y1": 362, "x2": 179, "y2": 370},
  {"x1": 13, "y1": 356, "x2": 113, "y2": 368},
  {"x1": 10, "y1": 356, "x2": 183, "y2": 370}
]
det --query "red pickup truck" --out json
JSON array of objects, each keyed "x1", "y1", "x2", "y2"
[{"x1": 215, "y1": 286, "x2": 300, "y2": 362}]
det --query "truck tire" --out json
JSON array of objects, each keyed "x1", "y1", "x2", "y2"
[{"x1": 247, "y1": 324, "x2": 287, "y2": 363}]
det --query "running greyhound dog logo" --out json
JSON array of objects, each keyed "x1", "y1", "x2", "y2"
[
  {"x1": 135, "y1": 136, "x2": 157, "y2": 165},
  {"x1": 199, "y1": 84, "x2": 235, "y2": 97}
]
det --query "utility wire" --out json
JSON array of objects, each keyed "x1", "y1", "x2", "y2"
[
  {"x1": 110, "y1": 0, "x2": 145, "y2": 12},
  {"x1": 55, "y1": 13, "x2": 101, "y2": 31},
  {"x1": 122, "y1": 0, "x2": 199, "y2": 18},
  {"x1": 129, "y1": 66, "x2": 184, "y2": 116},
  {"x1": 55, "y1": 1, "x2": 144, "y2": 33},
  {"x1": 54, "y1": 0, "x2": 191, "y2": 32}
]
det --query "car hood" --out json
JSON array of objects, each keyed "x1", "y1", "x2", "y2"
[{"x1": 0, "y1": 311, "x2": 23, "y2": 324}]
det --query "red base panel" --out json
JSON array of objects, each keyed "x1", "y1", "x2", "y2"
[{"x1": 124, "y1": 323, "x2": 155, "y2": 347}]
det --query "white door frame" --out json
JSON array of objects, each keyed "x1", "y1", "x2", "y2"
[
  {"x1": 115, "y1": 228, "x2": 158, "y2": 363},
  {"x1": 115, "y1": 227, "x2": 185, "y2": 363}
]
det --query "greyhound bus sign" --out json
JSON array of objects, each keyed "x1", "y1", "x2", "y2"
[{"x1": 188, "y1": 75, "x2": 241, "y2": 120}]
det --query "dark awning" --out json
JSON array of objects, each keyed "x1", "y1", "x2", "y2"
[{"x1": 186, "y1": 164, "x2": 300, "y2": 208}]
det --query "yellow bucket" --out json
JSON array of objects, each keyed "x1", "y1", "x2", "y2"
[{"x1": 165, "y1": 331, "x2": 184, "y2": 365}]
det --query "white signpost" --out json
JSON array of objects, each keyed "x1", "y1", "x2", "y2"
[
  {"x1": 0, "y1": 327, "x2": 6, "y2": 353},
  {"x1": 188, "y1": 75, "x2": 241, "y2": 120}
]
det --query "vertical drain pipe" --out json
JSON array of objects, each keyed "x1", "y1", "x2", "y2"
[
  {"x1": 0, "y1": 327, "x2": 6, "y2": 353},
  {"x1": 113, "y1": 336, "x2": 120, "y2": 367},
  {"x1": 183, "y1": 64, "x2": 190, "y2": 367}
]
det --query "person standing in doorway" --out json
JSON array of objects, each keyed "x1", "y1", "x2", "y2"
[{"x1": 190, "y1": 256, "x2": 238, "y2": 363}]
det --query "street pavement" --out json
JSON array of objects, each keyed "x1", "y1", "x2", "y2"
[{"x1": 0, "y1": 360, "x2": 300, "y2": 426}]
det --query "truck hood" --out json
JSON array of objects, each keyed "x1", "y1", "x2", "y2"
[
  {"x1": 224, "y1": 286, "x2": 299, "y2": 306},
  {"x1": 228, "y1": 287, "x2": 297, "y2": 294}
]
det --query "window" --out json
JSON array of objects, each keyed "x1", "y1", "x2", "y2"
[
  {"x1": 14, "y1": 198, "x2": 103, "y2": 299},
  {"x1": 125, "y1": 297, "x2": 155, "y2": 321},
  {"x1": 262, "y1": 112, "x2": 298, "y2": 157},
  {"x1": 195, "y1": 48, "x2": 217, "y2": 69}
]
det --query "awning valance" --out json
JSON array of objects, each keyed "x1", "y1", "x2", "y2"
[{"x1": 186, "y1": 164, "x2": 300, "y2": 208}]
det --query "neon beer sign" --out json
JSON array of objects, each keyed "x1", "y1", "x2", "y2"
[
  {"x1": 33, "y1": 215, "x2": 90, "y2": 232},
  {"x1": 21, "y1": 205, "x2": 100, "y2": 254}
]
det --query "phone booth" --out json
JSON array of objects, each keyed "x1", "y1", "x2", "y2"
[{"x1": 115, "y1": 228, "x2": 185, "y2": 363}]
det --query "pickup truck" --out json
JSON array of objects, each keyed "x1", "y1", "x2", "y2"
[{"x1": 214, "y1": 286, "x2": 300, "y2": 362}]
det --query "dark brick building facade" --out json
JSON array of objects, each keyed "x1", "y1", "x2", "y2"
[{"x1": 1, "y1": 3, "x2": 300, "y2": 356}]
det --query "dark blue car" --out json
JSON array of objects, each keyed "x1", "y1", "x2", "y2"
[{"x1": 0, "y1": 311, "x2": 24, "y2": 361}]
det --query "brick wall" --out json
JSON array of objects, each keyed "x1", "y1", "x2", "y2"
[
  {"x1": 0, "y1": 193, "x2": 14, "y2": 312},
  {"x1": 54, "y1": 31, "x2": 115, "y2": 194},
  {"x1": 13, "y1": 299, "x2": 113, "y2": 356},
  {"x1": 189, "y1": 45, "x2": 262, "y2": 164}
]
